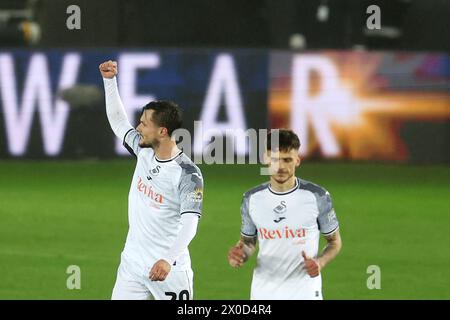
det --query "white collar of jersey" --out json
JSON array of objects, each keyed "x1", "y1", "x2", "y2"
[
  {"x1": 268, "y1": 178, "x2": 299, "y2": 195},
  {"x1": 155, "y1": 151, "x2": 183, "y2": 163}
]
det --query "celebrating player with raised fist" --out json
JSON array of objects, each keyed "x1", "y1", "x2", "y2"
[{"x1": 100, "y1": 60, "x2": 204, "y2": 300}]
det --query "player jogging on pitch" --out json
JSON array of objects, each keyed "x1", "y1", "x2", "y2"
[
  {"x1": 100, "y1": 60, "x2": 203, "y2": 300},
  {"x1": 227, "y1": 129, "x2": 342, "y2": 300}
]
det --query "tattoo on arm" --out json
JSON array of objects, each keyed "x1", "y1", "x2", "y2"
[
  {"x1": 241, "y1": 235, "x2": 256, "y2": 246},
  {"x1": 324, "y1": 230, "x2": 339, "y2": 242},
  {"x1": 240, "y1": 235, "x2": 257, "y2": 261},
  {"x1": 318, "y1": 229, "x2": 342, "y2": 269}
]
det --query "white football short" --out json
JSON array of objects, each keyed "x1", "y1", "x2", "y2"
[
  {"x1": 111, "y1": 257, "x2": 194, "y2": 300},
  {"x1": 250, "y1": 274, "x2": 323, "y2": 300}
]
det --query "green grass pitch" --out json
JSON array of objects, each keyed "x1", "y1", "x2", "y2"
[{"x1": 0, "y1": 160, "x2": 449, "y2": 299}]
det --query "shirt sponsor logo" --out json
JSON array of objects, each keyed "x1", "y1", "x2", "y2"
[
  {"x1": 137, "y1": 176, "x2": 164, "y2": 203},
  {"x1": 258, "y1": 226, "x2": 307, "y2": 240}
]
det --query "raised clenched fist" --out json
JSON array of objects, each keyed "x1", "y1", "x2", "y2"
[{"x1": 99, "y1": 60, "x2": 117, "y2": 79}]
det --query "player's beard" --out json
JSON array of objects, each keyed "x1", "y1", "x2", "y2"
[
  {"x1": 139, "y1": 137, "x2": 159, "y2": 148},
  {"x1": 273, "y1": 171, "x2": 293, "y2": 184}
]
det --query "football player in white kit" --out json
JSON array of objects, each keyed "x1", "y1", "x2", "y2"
[
  {"x1": 99, "y1": 60, "x2": 203, "y2": 300},
  {"x1": 228, "y1": 129, "x2": 342, "y2": 300}
]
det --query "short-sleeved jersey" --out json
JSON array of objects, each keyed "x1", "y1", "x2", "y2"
[
  {"x1": 121, "y1": 129, "x2": 204, "y2": 275},
  {"x1": 240, "y1": 178, "x2": 339, "y2": 300}
]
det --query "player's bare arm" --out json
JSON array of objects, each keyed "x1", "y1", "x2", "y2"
[
  {"x1": 228, "y1": 235, "x2": 257, "y2": 268},
  {"x1": 318, "y1": 229, "x2": 342, "y2": 269},
  {"x1": 303, "y1": 229, "x2": 342, "y2": 278}
]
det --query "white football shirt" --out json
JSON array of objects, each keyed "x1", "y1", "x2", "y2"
[
  {"x1": 240, "y1": 177, "x2": 339, "y2": 300},
  {"x1": 120, "y1": 128, "x2": 204, "y2": 276}
]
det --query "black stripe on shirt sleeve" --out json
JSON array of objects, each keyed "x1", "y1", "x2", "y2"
[
  {"x1": 180, "y1": 211, "x2": 202, "y2": 217},
  {"x1": 122, "y1": 128, "x2": 136, "y2": 157},
  {"x1": 241, "y1": 231, "x2": 258, "y2": 238},
  {"x1": 321, "y1": 225, "x2": 339, "y2": 236}
]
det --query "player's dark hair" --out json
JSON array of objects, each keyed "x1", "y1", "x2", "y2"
[
  {"x1": 266, "y1": 129, "x2": 301, "y2": 152},
  {"x1": 142, "y1": 100, "x2": 183, "y2": 136}
]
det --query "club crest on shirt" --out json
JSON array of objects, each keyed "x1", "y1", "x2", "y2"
[
  {"x1": 273, "y1": 201, "x2": 287, "y2": 223},
  {"x1": 150, "y1": 165, "x2": 161, "y2": 175},
  {"x1": 147, "y1": 165, "x2": 161, "y2": 180}
]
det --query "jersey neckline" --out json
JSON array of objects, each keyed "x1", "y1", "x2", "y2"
[
  {"x1": 155, "y1": 151, "x2": 183, "y2": 163},
  {"x1": 268, "y1": 177, "x2": 299, "y2": 195}
]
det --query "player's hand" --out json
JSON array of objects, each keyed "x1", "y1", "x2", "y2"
[
  {"x1": 149, "y1": 259, "x2": 171, "y2": 281},
  {"x1": 302, "y1": 251, "x2": 321, "y2": 278},
  {"x1": 228, "y1": 242, "x2": 247, "y2": 268},
  {"x1": 99, "y1": 60, "x2": 118, "y2": 79}
]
